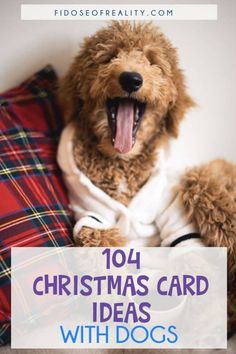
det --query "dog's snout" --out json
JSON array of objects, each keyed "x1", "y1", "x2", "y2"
[{"x1": 119, "y1": 71, "x2": 143, "y2": 94}]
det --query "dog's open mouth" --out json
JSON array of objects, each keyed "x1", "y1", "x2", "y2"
[{"x1": 107, "y1": 97, "x2": 146, "y2": 154}]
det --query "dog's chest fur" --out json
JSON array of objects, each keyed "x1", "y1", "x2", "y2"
[{"x1": 73, "y1": 130, "x2": 157, "y2": 206}]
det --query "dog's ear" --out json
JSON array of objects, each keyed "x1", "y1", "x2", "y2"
[
  {"x1": 58, "y1": 34, "x2": 103, "y2": 124},
  {"x1": 58, "y1": 62, "x2": 84, "y2": 125},
  {"x1": 145, "y1": 43, "x2": 195, "y2": 138},
  {"x1": 165, "y1": 63, "x2": 195, "y2": 138}
]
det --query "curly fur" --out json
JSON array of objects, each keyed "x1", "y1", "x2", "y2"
[
  {"x1": 75, "y1": 227, "x2": 126, "y2": 247},
  {"x1": 180, "y1": 159, "x2": 236, "y2": 332}
]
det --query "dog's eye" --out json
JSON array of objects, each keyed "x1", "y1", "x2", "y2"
[
  {"x1": 146, "y1": 55, "x2": 163, "y2": 72},
  {"x1": 146, "y1": 52, "x2": 171, "y2": 76},
  {"x1": 95, "y1": 53, "x2": 113, "y2": 64},
  {"x1": 144, "y1": 48, "x2": 156, "y2": 65},
  {"x1": 144, "y1": 46, "x2": 171, "y2": 76},
  {"x1": 94, "y1": 44, "x2": 116, "y2": 64},
  {"x1": 146, "y1": 56, "x2": 155, "y2": 66},
  {"x1": 145, "y1": 51, "x2": 160, "y2": 67}
]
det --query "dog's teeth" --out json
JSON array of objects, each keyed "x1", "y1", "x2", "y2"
[
  {"x1": 112, "y1": 138, "x2": 115, "y2": 143},
  {"x1": 111, "y1": 113, "x2": 115, "y2": 119}
]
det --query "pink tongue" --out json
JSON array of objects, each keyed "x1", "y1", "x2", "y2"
[{"x1": 114, "y1": 101, "x2": 134, "y2": 153}]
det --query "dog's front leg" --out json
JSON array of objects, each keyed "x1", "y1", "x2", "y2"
[{"x1": 74, "y1": 226, "x2": 127, "y2": 247}]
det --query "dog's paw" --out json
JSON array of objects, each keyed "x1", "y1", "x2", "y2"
[{"x1": 75, "y1": 226, "x2": 127, "y2": 247}]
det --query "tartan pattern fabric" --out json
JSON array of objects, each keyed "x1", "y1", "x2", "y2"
[{"x1": 0, "y1": 66, "x2": 74, "y2": 345}]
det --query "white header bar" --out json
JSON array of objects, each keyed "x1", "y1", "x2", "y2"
[
  {"x1": 21, "y1": 4, "x2": 218, "y2": 21},
  {"x1": 12, "y1": 247, "x2": 226, "y2": 348}
]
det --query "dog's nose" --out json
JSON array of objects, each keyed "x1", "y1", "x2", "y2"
[{"x1": 119, "y1": 71, "x2": 143, "y2": 93}]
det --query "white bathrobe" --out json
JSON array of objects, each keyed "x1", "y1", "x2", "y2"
[{"x1": 57, "y1": 123, "x2": 203, "y2": 248}]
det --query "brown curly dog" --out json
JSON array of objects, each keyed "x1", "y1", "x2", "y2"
[
  {"x1": 59, "y1": 20, "x2": 193, "y2": 211},
  {"x1": 58, "y1": 21, "x2": 236, "y2": 333}
]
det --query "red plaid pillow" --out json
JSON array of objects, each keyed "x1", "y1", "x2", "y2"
[{"x1": 0, "y1": 66, "x2": 74, "y2": 345}]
